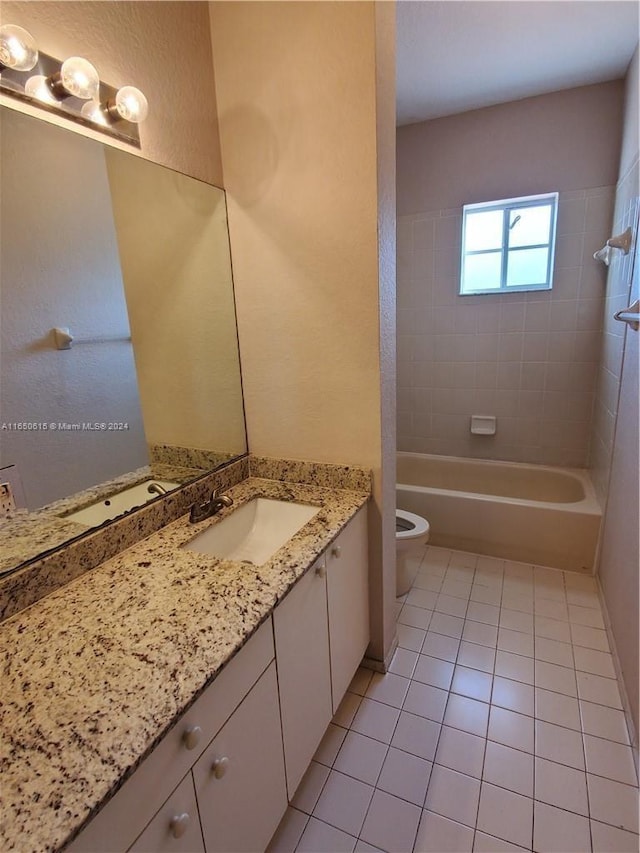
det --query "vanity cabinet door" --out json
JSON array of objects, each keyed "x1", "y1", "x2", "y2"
[
  {"x1": 129, "y1": 774, "x2": 203, "y2": 853},
  {"x1": 192, "y1": 662, "x2": 287, "y2": 853},
  {"x1": 273, "y1": 557, "x2": 333, "y2": 798},
  {"x1": 326, "y1": 507, "x2": 369, "y2": 712}
]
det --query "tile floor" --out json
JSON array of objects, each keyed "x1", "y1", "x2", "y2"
[{"x1": 268, "y1": 546, "x2": 639, "y2": 853}]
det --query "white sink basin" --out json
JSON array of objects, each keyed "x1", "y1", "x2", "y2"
[
  {"x1": 65, "y1": 479, "x2": 179, "y2": 527},
  {"x1": 182, "y1": 498, "x2": 320, "y2": 565}
]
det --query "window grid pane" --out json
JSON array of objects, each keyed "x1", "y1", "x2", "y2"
[{"x1": 460, "y1": 193, "x2": 557, "y2": 295}]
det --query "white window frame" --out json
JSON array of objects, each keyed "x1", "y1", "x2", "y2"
[{"x1": 459, "y1": 192, "x2": 559, "y2": 296}]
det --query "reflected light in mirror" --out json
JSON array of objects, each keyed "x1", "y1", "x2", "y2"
[{"x1": 24, "y1": 74, "x2": 58, "y2": 105}]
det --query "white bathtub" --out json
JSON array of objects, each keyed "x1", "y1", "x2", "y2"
[{"x1": 397, "y1": 452, "x2": 602, "y2": 574}]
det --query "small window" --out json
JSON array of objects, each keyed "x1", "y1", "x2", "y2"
[{"x1": 459, "y1": 192, "x2": 558, "y2": 295}]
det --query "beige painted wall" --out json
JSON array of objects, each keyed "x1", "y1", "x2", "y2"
[
  {"x1": 210, "y1": 0, "x2": 396, "y2": 662},
  {"x1": 0, "y1": 1, "x2": 223, "y2": 186},
  {"x1": 105, "y1": 149, "x2": 246, "y2": 455},
  {"x1": 619, "y1": 45, "x2": 639, "y2": 181},
  {"x1": 398, "y1": 81, "x2": 624, "y2": 216},
  {"x1": 0, "y1": 109, "x2": 148, "y2": 509},
  {"x1": 396, "y1": 84, "x2": 623, "y2": 467}
]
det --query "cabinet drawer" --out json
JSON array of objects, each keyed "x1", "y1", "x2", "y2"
[
  {"x1": 68, "y1": 618, "x2": 274, "y2": 852},
  {"x1": 193, "y1": 662, "x2": 287, "y2": 852},
  {"x1": 129, "y1": 774, "x2": 203, "y2": 853}
]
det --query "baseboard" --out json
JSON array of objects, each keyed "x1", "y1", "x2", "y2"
[{"x1": 362, "y1": 633, "x2": 399, "y2": 674}]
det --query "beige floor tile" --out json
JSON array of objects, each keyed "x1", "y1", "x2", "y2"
[
  {"x1": 388, "y1": 647, "x2": 419, "y2": 678},
  {"x1": 476, "y1": 782, "x2": 533, "y2": 849},
  {"x1": 359, "y1": 790, "x2": 421, "y2": 853},
  {"x1": 413, "y1": 654, "x2": 455, "y2": 690},
  {"x1": 376, "y1": 746, "x2": 432, "y2": 806},
  {"x1": 533, "y1": 801, "x2": 590, "y2": 853},
  {"x1": 365, "y1": 672, "x2": 411, "y2": 709},
  {"x1": 351, "y1": 698, "x2": 401, "y2": 744},
  {"x1": 583, "y1": 734, "x2": 638, "y2": 785},
  {"x1": 333, "y1": 731, "x2": 388, "y2": 786},
  {"x1": 443, "y1": 693, "x2": 490, "y2": 737},
  {"x1": 435, "y1": 725, "x2": 486, "y2": 779},
  {"x1": 488, "y1": 706, "x2": 534, "y2": 753},
  {"x1": 579, "y1": 700, "x2": 630, "y2": 744},
  {"x1": 535, "y1": 719, "x2": 585, "y2": 769},
  {"x1": 590, "y1": 819, "x2": 640, "y2": 852},
  {"x1": 463, "y1": 620, "x2": 499, "y2": 647},
  {"x1": 587, "y1": 774, "x2": 639, "y2": 834},
  {"x1": 425, "y1": 765, "x2": 481, "y2": 828},
  {"x1": 313, "y1": 770, "x2": 373, "y2": 838},
  {"x1": 421, "y1": 631, "x2": 460, "y2": 662},
  {"x1": 534, "y1": 687, "x2": 581, "y2": 730},
  {"x1": 483, "y1": 741, "x2": 533, "y2": 797},
  {"x1": 534, "y1": 757, "x2": 589, "y2": 816},
  {"x1": 415, "y1": 811, "x2": 474, "y2": 852},
  {"x1": 497, "y1": 628, "x2": 534, "y2": 657},
  {"x1": 491, "y1": 676, "x2": 535, "y2": 717},
  {"x1": 297, "y1": 817, "x2": 356, "y2": 853},
  {"x1": 390, "y1": 711, "x2": 441, "y2": 762},
  {"x1": 451, "y1": 665, "x2": 493, "y2": 703},
  {"x1": 397, "y1": 623, "x2": 427, "y2": 652}
]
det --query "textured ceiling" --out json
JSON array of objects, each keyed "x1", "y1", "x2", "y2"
[{"x1": 397, "y1": 0, "x2": 639, "y2": 126}]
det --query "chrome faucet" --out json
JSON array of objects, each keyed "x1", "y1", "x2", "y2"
[{"x1": 189, "y1": 488, "x2": 233, "y2": 523}]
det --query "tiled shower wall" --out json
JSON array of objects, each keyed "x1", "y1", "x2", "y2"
[
  {"x1": 397, "y1": 187, "x2": 615, "y2": 467},
  {"x1": 590, "y1": 158, "x2": 640, "y2": 504}
]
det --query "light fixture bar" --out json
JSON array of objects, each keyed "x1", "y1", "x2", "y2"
[{"x1": 0, "y1": 47, "x2": 142, "y2": 147}]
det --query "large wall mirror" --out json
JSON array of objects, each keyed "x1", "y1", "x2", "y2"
[{"x1": 0, "y1": 105, "x2": 247, "y2": 575}]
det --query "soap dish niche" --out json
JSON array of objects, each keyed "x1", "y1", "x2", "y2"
[{"x1": 471, "y1": 415, "x2": 496, "y2": 436}]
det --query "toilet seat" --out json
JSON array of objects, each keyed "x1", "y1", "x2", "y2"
[{"x1": 396, "y1": 509, "x2": 430, "y2": 540}]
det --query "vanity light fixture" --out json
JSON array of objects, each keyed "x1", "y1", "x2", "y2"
[
  {"x1": 0, "y1": 24, "x2": 38, "y2": 72},
  {"x1": 0, "y1": 25, "x2": 147, "y2": 147},
  {"x1": 48, "y1": 56, "x2": 100, "y2": 100}
]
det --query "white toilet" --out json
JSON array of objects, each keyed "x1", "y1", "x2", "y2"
[{"x1": 396, "y1": 509, "x2": 430, "y2": 596}]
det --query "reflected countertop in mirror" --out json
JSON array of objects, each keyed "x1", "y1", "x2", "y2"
[{"x1": 0, "y1": 105, "x2": 247, "y2": 577}]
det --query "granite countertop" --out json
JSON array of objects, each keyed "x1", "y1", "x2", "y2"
[{"x1": 0, "y1": 476, "x2": 369, "y2": 853}]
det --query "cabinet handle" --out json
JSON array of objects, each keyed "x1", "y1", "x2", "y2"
[
  {"x1": 182, "y1": 725, "x2": 202, "y2": 750},
  {"x1": 211, "y1": 756, "x2": 230, "y2": 779},
  {"x1": 331, "y1": 545, "x2": 341, "y2": 559},
  {"x1": 315, "y1": 564, "x2": 326, "y2": 579},
  {"x1": 169, "y1": 813, "x2": 190, "y2": 839}
]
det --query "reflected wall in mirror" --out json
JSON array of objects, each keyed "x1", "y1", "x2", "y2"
[{"x1": 0, "y1": 105, "x2": 247, "y2": 575}]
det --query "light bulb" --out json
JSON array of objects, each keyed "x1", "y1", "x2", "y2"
[
  {"x1": 0, "y1": 24, "x2": 38, "y2": 72},
  {"x1": 25, "y1": 74, "x2": 58, "y2": 104},
  {"x1": 81, "y1": 99, "x2": 108, "y2": 126},
  {"x1": 113, "y1": 86, "x2": 148, "y2": 123},
  {"x1": 58, "y1": 56, "x2": 99, "y2": 99}
]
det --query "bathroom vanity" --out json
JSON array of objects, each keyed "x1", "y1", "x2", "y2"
[{"x1": 0, "y1": 464, "x2": 370, "y2": 853}]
